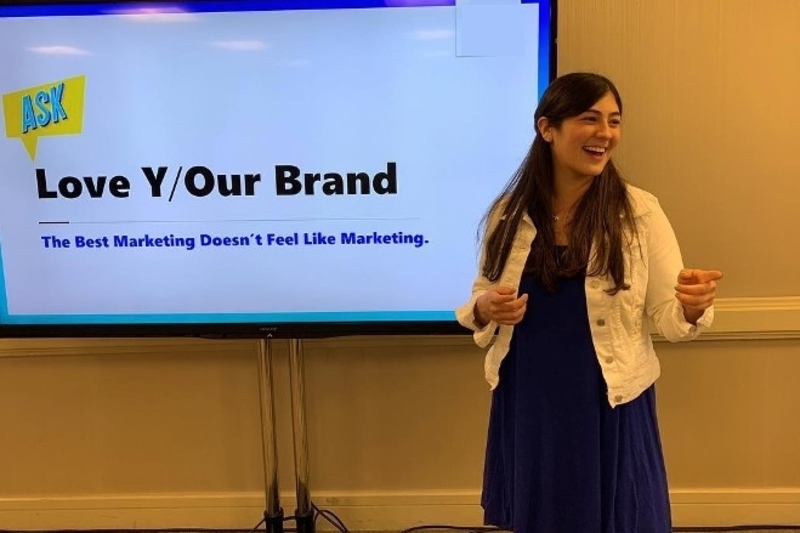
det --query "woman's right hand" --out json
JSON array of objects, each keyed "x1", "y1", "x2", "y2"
[{"x1": 475, "y1": 287, "x2": 528, "y2": 327}]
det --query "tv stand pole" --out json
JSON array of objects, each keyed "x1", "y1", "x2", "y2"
[
  {"x1": 287, "y1": 338, "x2": 314, "y2": 533},
  {"x1": 257, "y1": 339, "x2": 284, "y2": 533},
  {"x1": 255, "y1": 338, "x2": 314, "y2": 533}
]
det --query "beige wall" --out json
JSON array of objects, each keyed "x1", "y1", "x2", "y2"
[
  {"x1": 2, "y1": 0, "x2": 800, "y2": 530},
  {"x1": 559, "y1": 0, "x2": 800, "y2": 297}
]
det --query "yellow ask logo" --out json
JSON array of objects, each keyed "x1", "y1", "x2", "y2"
[{"x1": 2, "y1": 75, "x2": 86, "y2": 160}]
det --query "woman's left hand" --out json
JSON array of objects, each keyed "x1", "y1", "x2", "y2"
[{"x1": 675, "y1": 268, "x2": 723, "y2": 324}]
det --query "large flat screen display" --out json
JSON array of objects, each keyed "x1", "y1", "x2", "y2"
[{"x1": 0, "y1": 0, "x2": 556, "y2": 338}]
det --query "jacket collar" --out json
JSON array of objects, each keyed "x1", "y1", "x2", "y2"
[{"x1": 518, "y1": 185, "x2": 652, "y2": 227}]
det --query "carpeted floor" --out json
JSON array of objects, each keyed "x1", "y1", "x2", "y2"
[
  {"x1": 673, "y1": 529, "x2": 800, "y2": 533},
  {"x1": 370, "y1": 526, "x2": 800, "y2": 533},
  {"x1": 348, "y1": 522, "x2": 800, "y2": 533},
  {"x1": 352, "y1": 526, "x2": 800, "y2": 533}
]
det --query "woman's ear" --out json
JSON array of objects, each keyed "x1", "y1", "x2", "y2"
[{"x1": 537, "y1": 116, "x2": 553, "y2": 142}]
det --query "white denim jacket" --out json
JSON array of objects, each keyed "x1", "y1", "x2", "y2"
[{"x1": 456, "y1": 185, "x2": 713, "y2": 407}]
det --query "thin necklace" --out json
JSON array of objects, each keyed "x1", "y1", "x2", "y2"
[{"x1": 553, "y1": 204, "x2": 577, "y2": 222}]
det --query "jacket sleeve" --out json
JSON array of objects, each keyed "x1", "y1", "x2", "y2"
[
  {"x1": 455, "y1": 271, "x2": 497, "y2": 348},
  {"x1": 644, "y1": 198, "x2": 714, "y2": 341},
  {"x1": 455, "y1": 207, "x2": 503, "y2": 348}
]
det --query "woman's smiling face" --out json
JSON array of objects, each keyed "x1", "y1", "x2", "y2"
[{"x1": 538, "y1": 91, "x2": 622, "y2": 182}]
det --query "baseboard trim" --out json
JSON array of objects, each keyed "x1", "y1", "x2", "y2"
[
  {"x1": 0, "y1": 491, "x2": 483, "y2": 531},
  {"x1": 671, "y1": 488, "x2": 800, "y2": 527},
  {"x1": 2, "y1": 489, "x2": 800, "y2": 530}
]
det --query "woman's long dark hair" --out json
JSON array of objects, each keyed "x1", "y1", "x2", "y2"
[{"x1": 480, "y1": 72, "x2": 638, "y2": 295}]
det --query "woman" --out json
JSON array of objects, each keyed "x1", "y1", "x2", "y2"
[{"x1": 456, "y1": 72, "x2": 722, "y2": 532}]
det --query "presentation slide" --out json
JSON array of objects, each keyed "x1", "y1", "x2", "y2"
[{"x1": 0, "y1": 0, "x2": 547, "y2": 327}]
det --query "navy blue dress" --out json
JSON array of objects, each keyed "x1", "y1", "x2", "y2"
[{"x1": 481, "y1": 249, "x2": 672, "y2": 533}]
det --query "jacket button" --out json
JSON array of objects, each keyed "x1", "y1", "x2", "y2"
[
  {"x1": 597, "y1": 319, "x2": 606, "y2": 326},
  {"x1": 605, "y1": 356, "x2": 614, "y2": 364},
  {"x1": 614, "y1": 395, "x2": 623, "y2": 403}
]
